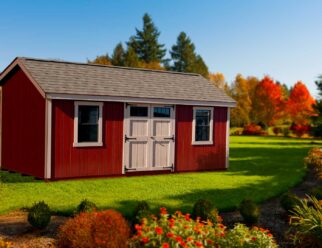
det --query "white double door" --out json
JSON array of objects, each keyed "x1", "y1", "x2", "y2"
[{"x1": 124, "y1": 104, "x2": 175, "y2": 171}]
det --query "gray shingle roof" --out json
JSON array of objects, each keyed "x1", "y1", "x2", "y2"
[{"x1": 8, "y1": 57, "x2": 235, "y2": 104}]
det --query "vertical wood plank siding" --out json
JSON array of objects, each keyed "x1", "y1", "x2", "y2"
[
  {"x1": 51, "y1": 100, "x2": 124, "y2": 179},
  {"x1": 1, "y1": 68, "x2": 46, "y2": 178},
  {"x1": 175, "y1": 105, "x2": 227, "y2": 171}
]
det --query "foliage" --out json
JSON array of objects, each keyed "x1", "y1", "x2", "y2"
[
  {"x1": 252, "y1": 76, "x2": 285, "y2": 126},
  {"x1": 312, "y1": 76, "x2": 322, "y2": 137},
  {"x1": 289, "y1": 196, "x2": 322, "y2": 247},
  {"x1": 111, "y1": 42, "x2": 125, "y2": 66},
  {"x1": 192, "y1": 199, "x2": 220, "y2": 224},
  {"x1": 123, "y1": 46, "x2": 141, "y2": 68},
  {"x1": 309, "y1": 186, "x2": 322, "y2": 200},
  {"x1": 57, "y1": 210, "x2": 130, "y2": 248},
  {"x1": 304, "y1": 147, "x2": 322, "y2": 178},
  {"x1": 239, "y1": 199, "x2": 260, "y2": 225},
  {"x1": 76, "y1": 199, "x2": 97, "y2": 214},
  {"x1": 169, "y1": 32, "x2": 209, "y2": 77},
  {"x1": 88, "y1": 54, "x2": 111, "y2": 65},
  {"x1": 286, "y1": 81, "x2": 315, "y2": 125},
  {"x1": 280, "y1": 192, "x2": 301, "y2": 213},
  {"x1": 133, "y1": 201, "x2": 151, "y2": 225},
  {"x1": 27, "y1": 201, "x2": 51, "y2": 229},
  {"x1": 209, "y1": 72, "x2": 227, "y2": 89},
  {"x1": 0, "y1": 239, "x2": 11, "y2": 248},
  {"x1": 282, "y1": 127, "x2": 290, "y2": 137},
  {"x1": 242, "y1": 123, "x2": 265, "y2": 135},
  {"x1": 130, "y1": 208, "x2": 277, "y2": 248},
  {"x1": 290, "y1": 123, "x2": 310, "y2": 137},
  {"x1": 127, "y1": 13, "x2": 166, "y2": 64},
  {"x1": 273, "y1": 127, "x2": 282, "y2": 136},
  {"x1": 0, "y1": 136, "x2": 315, "y2": 216}
]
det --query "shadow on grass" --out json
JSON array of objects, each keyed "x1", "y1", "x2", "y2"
[{"x1": 0, "y1": 170, "x2": 37, "y2": 183}]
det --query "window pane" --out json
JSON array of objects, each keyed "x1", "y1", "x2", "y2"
[
  {"x1": 153, "y1": 107, "x2": 171, "y2": 118},
  {"x1": 195, "y1": 110, "x2": 210, "y2": 141},
  {"x1": 78, "y1": 106, "x2": 99, "y2": 142},
  {"x1": 130, "y1": 106, "x2": 148, "y2": 117}
]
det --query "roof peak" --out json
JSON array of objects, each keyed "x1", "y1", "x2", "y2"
[{"x1": 17, "y1": 57, "x2": 201, "y2": 77}]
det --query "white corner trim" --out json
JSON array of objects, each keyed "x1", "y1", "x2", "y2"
[
  {"x1": 0, "y1": 88, "x2": 2, "y2": 169},
  {"x1": 225, "y1": 108, "x2": 230, "y2": 168},
  {"x1": 192, "y1": 107, "x2": 214, "y2": 146},
  {"x1": 47, "y1": 93, "x2": 236, "y2": 108},
  {"x1": 121, "y1": 103, "x2": 126, "y2": 174},
  {"x1": 73, "y1": 101, "x2": 103, "y2": 147},
  {"x1": 44, "y1": 98, "x2": 52, "y2": 179}
]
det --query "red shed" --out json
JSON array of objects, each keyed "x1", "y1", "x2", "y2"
[{"x1": 0, "y1": 57, "x2": 235, "y2": 179}]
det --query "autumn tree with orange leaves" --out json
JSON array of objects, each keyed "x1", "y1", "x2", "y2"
[
  {"x1": 286, "y1": 82, "x2": 315, "y2": 125},
  {"x1": 252, "y1": 76, "x2": 285, "y2": 127}
]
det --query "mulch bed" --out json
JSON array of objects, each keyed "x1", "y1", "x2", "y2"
[{"x1": 0, "y1": 169, "x2": 320, "y2": 247}]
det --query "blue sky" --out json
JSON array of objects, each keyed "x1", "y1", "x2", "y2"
[{"x1": 1, "y1": 0, "x2": 322, "y2": 96}]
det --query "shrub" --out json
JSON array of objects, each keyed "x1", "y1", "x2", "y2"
[
  {"x1": 280, "y1": 192, "x2": 301, "y2": 213},
  {"x1": 289, "y1": 195, "x2": 322, "y2": 247},
  {"x1": 76, "y1": 199, "x2": 97, "y2": 214},
  {"x1": 283, "y1": 127, "x2": 290, "y2": 137},
  {"x1": 239, "y1": 199, "x2": 260, "y2": 225},
  {"x1": 309, "y1": 186, "x2": 322, "y2": 200},
  {"x1": 130, "y1": 208, "x2": 277, "y2": 248},
  {"x1": 290, "y1": 124, "x2": 310, "y2": 137},
  {"x1": 27, "y1": 201, "x2": 51, "y2": 229},
  {"x1": 57, "y1": 210, "x2": 130, "y2": 248},
  {"x1": 192, "y1": 199, "x2": 219, "y2": 224},
  {"x1": 133, "y1": 201, "x2": 151, "y2": 224},
  {"x1": 273, "y1": 127, "x2": 282, "y2": 136},
  {"x1": 242, "y1": 124, "x2": 263, "y2": 136},
  {"x1": 304, "y1": 147, "x2": 322, "y2": 178}
]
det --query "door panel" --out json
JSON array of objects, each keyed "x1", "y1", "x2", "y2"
[
  {"x1": 130, "y1": 119, "x2": 148, "y2": 136},
  {"x1": 153, "y1": 120, "x2": 170, "y2": 136},
  {"x1": 153, "y1": 141, "x2": 170, "y2": 167},
  {"x1": 129, "y1": 141, "x2": 148, "y2": 169}
]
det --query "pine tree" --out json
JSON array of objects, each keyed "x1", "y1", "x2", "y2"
[
  {"x1": 111, "y1": 43, "x2": 125, "y2": 66},
  {"x1": 127, "y1": 13, "x2": 166, "y2": 64},
  {"x1": 312, "y1": 76, "x2": 322, "y2": 137},
  {"x1": 123, "y1": 46, "x2": 140, "y2": 68},
  {"x1": 170, "y1": 32, "x2": 209, "y2": 77}
]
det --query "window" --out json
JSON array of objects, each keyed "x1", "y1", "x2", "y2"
[
  {"x1": 153, "y1": 107, "x2": 171, "y2": 118},
  {"x1": 130, "y1": 106, "x2": 148, "y2": 117},
  {"x1": 192, "y1": 107, "x2": 213, "y2": 145},
  {"x1": 74, "y1": 102, "x2": 103, "y2": 147}
]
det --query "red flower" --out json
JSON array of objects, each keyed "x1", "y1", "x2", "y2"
[
  {"x1": 194, "y1": 241, "x2": 203, "y2": 247},
  {"x1": 141, "y1": 237, "x2": 149, "y2": 244},
  {"x1": 135, "y1": 224, "x2": 142, "y2": 231},
  {"x1": 155, "y1": 226, "x2": 163, "y2": 235},
  {"x1": 176, "y1": 236, "x2": 183, "y2": 242},
  {"x1": 252, "y1": 237, "x2": 257, "y2": 241},
  {"x1": 167, "y1": 232, "x2": 175, "y2": 238},
  {"x1": 160, "y1": 207, "x2": 168, "y2": 215},
  {"x1": 162, "y1": 243, "x2": 170, "y2": 248},
  {"x1": 186, "y1": 237, "x2": 194, "y2": 242},
  {"x1": 137, "y1": 231, "x2": 142, "y2": 236},
  {"x1": 267, "y1": 233, "x2": 273, "y2": 237},
  {"x1": 169, "y1": 223, "x2": 175, "y2": 228},
  {"x1": 185, "y1": 213, "x2": 191, "y2": 221}
]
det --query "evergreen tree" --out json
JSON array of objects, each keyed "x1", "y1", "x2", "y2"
[
  {"x1": 111, "y1": 43, "x2": 125, "y2": 66},
  {"x1": 170, "y1": 32, "x2": 209, "y2": 77},
  {"x1": 123, "y1": 46, "x2": 140, "y2": 68},
  {"x1": 312, "y1": 76, "x2": 322, "y2": 137},
  {"x1": 127, "y1": 13, "x2": 166, "y2": 64}
]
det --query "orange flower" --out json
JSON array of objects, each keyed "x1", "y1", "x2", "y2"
[
  {"x1": 218, "y1": 223, "x2": 225, "y2": 229},
  {"x1": 141, "y1": 237, "x2": 149, "y2": 244},
  {"x1": 267, "y1": 233, "x2": 273, "y2": 237},
  {"x1": 252, "y1": 226, "x2": 259, "y2": 231},
  {"x1": 155, "y1": 226, "x2": 163, "y2": 235},
  {"x1": 186, "y1": 237, "x2": 194, "y2": 242},
  {"x1": 217, "y1": 215, "x2": 223, "y2": 222},
  {"x1": 162, "y1": 243, "x2": 170, "y2": 248}
]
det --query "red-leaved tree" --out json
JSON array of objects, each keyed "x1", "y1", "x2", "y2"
[
  {"x1": 252, "y1": 76, "x2": 284, "y2": 126},
  {"x1": 286, "y1": 81, "x2": 315, "y2": 125}
]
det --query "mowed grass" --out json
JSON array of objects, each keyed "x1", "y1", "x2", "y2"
[{"x1": 0, "y1": 136, "x2": 320, "y2": 217}]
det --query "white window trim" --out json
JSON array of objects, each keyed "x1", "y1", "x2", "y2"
[
  {"x1": 192, "y1": 107, "x2": 214, "y2": 145},
  {"x1": 73, "y1": 101, "x2": 103, "y2": 147}
]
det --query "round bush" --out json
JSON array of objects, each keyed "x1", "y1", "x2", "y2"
[
  {"x1": 280, "y1": 192, "x2": 301, "y2": 213},
  {"x1": 27, "y1": 201, "x2": 51, "y2": 229},
  {"x1": 76, "y1": 199, "x2": 97, "y2": 215},
  {"x1": 133, "y1": 201, "x2": 151, "y2": 224},
  {"x1": 57, "y1": 210, "x2": 130, "y2": 248},
  {"x1": 192, "y1": 199, "x2": 218, "y2": 223},
  {"x1": 239, "y1": 199, "x2": 260, "y2": 225}
]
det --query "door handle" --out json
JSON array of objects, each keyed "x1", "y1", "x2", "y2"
[
  {"x1": 125, "y1": 135, "x2": 137, "y2": 142},
  {"x1": 164, "y1": 135, "x2": 175, "y2": 141}
]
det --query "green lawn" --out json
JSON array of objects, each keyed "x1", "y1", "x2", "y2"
[{"x1": 0, "y1": 136, "x2": 320, "y2": 217}]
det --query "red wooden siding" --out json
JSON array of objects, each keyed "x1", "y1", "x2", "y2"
[
  {"x1": 51, "y1": 100, "x2": 124, "y2": 179},
  {"x1": 175, "y1": 105, "x2": 227, "y2": 172},
  {"x1": 1, "y1": 67, "x2": 46, "y2": 178}
]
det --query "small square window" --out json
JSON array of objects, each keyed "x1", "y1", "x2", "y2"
[
  {"x1": 130, "y1": 106, "x2": 148, "y2": 117},
  {"x1": 153, "y1": 107, "x2": 171, "y2": 118}
]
